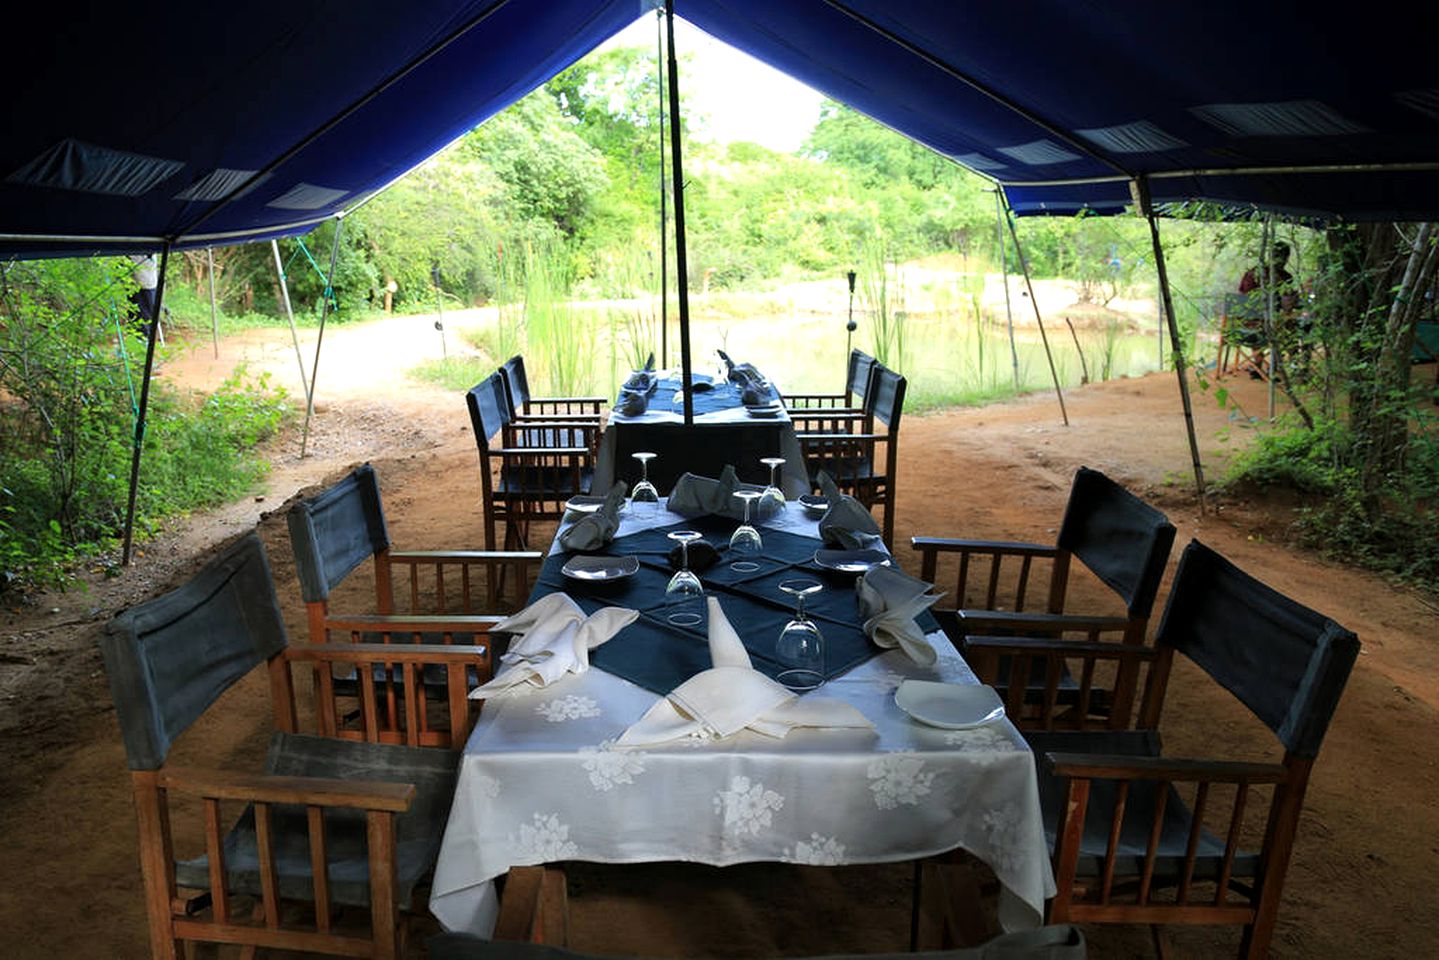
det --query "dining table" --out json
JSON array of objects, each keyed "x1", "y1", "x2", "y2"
[
  {"x1": 590, "y1": 372, "x2": 811, "y2": 499},
  {"x1": 429, "y1": 498, "x2": 1055, "y2": 938}
]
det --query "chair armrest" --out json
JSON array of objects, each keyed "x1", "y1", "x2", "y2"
[
  {"x1": 160, "y1": 766, "x2": 415, "y2": 811},
  {"x1": 319, "y1": 614, "x2": 503, "y2": 633},
  {"x1": 1043, "y1": 752, "x2": 1290, "y2": 784},
  {"x1": 532, "y1": 395, "x2": 607, "y2": 405},
  {"x1": 289, "y1": 641, "x2": 491, "y2": 663},
  {"x1": 514, "y1": 411, "x2": 603, "y2": 421},
  {"x1": 911, "y1": 537, "x2": 1057, "y2": 558},
  {"x1": 795, "y1": 432, "x2": 887, "y2": 442},
  {"x1": 494, "y1": 446, "x2": 591, "y2": 457},
  {"x1": 387, "y1": 549, "x2": 543, "y2": 563},
  {"x1": 781, "y1": 391, "x2": 846, "y2": 403},
  {"x1": 956, "y1": 611, "x2": 1131, "y2": 634},
  {"x1": 963, "y1": 636, "x2": 1158, "y2": 658}
]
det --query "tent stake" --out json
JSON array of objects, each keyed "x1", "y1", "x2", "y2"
[
  {"x1": 206, "y1": 246, "x2": 220, "y2": 358},
  {"x1": 121, "y1": 243, "x2": 171, "y2": 566},
  {"x1": 664, "y1": 2, "x2": 693, "y2": 425},
  {"x1": 994, "y1": 189, "x2": 1019, "y2": 390},
  {"x1": 1002, "y1": 202, "x2": 1068, "y2": 425},
  {"x1": 271, "y1": 239, "x2": 312, "y2": 411},
  {"x1": 1136, "y1": 177, "x2": 1207, "y2": 511},
  {"x1": 302, "y1": 216, "x2": 345, "y2": 458}
]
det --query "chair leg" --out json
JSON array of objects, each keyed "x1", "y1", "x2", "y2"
[{"x1": 1150, "y1": 924, "x2": 1174, "y2": 960}]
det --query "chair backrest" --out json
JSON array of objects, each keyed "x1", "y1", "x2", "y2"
[
  {"x1": 870, "y1": 365, "x2": 906, "y2": 430},
  {"x1": 1156, "y1": 540, "x2": 1359, "y2": 759},
  {"x1": 500, "y1": 355, "x2": 530, "y2": 413},
  {"x1": 847, "y1": 349, "x2": 877, "y2": 404},
  {"x1": 286, "y1": 463, "x2": 391, "y2": 604},
  {"x1": 100, "y1": 533, "x2": 288, "y2": 771},
  {"x1": 1056, "y1": 467, "x2": 1175, "y2": 618},
  {"x1": 467, "y1": 372, "x2": 511, "y2": 451}
]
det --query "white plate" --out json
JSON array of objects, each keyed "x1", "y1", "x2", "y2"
[
  {"x1": 561, "y1": 555, "x2": 639, "y2": 581},
  {"x1": 813, "y1": 548, "x2": 889, "y2": 573},
  {"x1": 564, "y1": 496, "x2": 626, "y2": 515},
  {"x1": 746, "y1": 405, "x2": 783, "y2": 418},
  {"x1": 798, "y1": 494, "x2": 829, "y2": 518},
  {"x1": 895, "y1": 680, "x2": 1005, "y2": 729}
]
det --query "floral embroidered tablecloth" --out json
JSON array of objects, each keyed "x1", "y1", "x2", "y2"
[{"x1": 429, "y1": 504, "x2": 1055, "y2": 936}]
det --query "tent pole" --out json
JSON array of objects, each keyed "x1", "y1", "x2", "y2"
[
  {"x1": 206, "y1": 247, "x2": 220, "y2": 358},
  {"x1": 664, "y1": 2, "x2": 693, "y2": 425},
  {"x1": 1002, "y1": 203, "x2": 1068, "y2": 426},
  {"x1": 121, "y1": 243, "x2": 171, "y2": 566},
  {"x1": 302, "y1": 216, "x2": 345, "y2": 458},
  {"x1": 994, "y1": 189, "x2": 1019, "y2": 390},
  {"x1": 1136, "y1": 177, "x2": 1207, "y2": 511},
  {"x1": 271, "y1": 239, "x2": 312, "y2": 412},
  {"x1": 656, "y1": 7, "x2": 668, "y2": 370},
  {"x1": 1262, "y1": 215, "x2": 1278, "y2": 419}
]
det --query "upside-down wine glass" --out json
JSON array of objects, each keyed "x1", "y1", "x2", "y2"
[
  {"x1": 664, "y1": 530, "x2": 705, "y2": 626},
  {"x1": 729, "y1": 491, "x2": 764, "y2": 573},
  {"x1": 630, "y1": 451, "x2": 659, "y2": 517},
  {"x1": 759, "y1": 456, "x2": 787, "y2": 511},
  {"x1": 776, "y1": 578, "x2": 825, "y2": 691}
]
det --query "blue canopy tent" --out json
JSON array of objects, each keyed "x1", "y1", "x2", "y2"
[{"x1": 4, "y1": 0, "x2": 1438, "y2": 554}]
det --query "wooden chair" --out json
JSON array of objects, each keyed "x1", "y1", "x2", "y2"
[
  {"x1": 500, "y1": 354, "x2": 606, "y2": 422},
  {"x1": 995, "y1": 540, "x2": 1358, "y2": 959},
  {"x1": 429, "y1": 865, "x2": 1086, "y2": 958},
  {"x1": 797, "y1": 365, "x2": 906, "y2": 547},
  {"x1": 100, "y1": 533, "x2": 480, "y2": 960},
  {"x1": 1216, "y1": 293, "x2": 1270, "y2": 380},
  {"x1": 913, "y1": 467, "x2": 1175, "y2": 729},
  {"x1": 467, "y1": 371, "x2": 599, "y2": 552},
  {"x1": 287, "y1": 463, "x2": 538, "y2": 746},
  {"x1": 783, "y1": 347, "x2": 878, "y2": 415}
]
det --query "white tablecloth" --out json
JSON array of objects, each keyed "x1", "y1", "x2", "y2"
[{"x1": 429, "y1": 504, "x2": 1055, "y2": 936}]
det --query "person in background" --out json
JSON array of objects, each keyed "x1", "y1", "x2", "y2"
[
  {"x1": 1239, "y1": 240, "x2": 1297, "y2": 311},
  {"x1": 1239, "y1": 241, "x2": 1311, "y2": 374},
  {"x1": 128, "y1": 253, "x2": 158, "y2": 337}
]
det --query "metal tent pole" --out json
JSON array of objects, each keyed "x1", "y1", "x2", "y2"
[
  {"x1": 664, "y1": 2, "x2": 693, "y2": 424},
  {"x1": 656, "y1": 7, "x2": 668, "y2": 369},
  {"x1": 271, "y1": 239, "x2": 312, "y2": 411},
  {"x1": 1002, "y1": 203, "x2": 1068, "y2": 426},
  {"x1": 994, "y1": 189, "x2": 1019, "y2": 389},
  {"x1": 206, "y1": 246, "x2": 220, "y2": 358},
  {"x1": 121, "y1": 243, "x2": 171, "y2": 566},
  {"x1": 302, "y1": 216, "x2": 345, "y2": 457},
  {"x1": 1136, "y1": 177, "x2": 1207, "y2": 510},
  {"x1": 1262, "y1": 215, "x2": 1278, "y2": 419}
]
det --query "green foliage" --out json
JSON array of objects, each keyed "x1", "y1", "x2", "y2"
[{"x1": 0, "y1": 259, "x2": 289, "y2": 594}]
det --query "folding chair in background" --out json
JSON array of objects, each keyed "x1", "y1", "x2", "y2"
[
  {"x1": 287, "y1": 463, "x2": 537, "y2": 746},
  {"x1": 913, "y1": 467, "x2": 1175, "y2": 730}
]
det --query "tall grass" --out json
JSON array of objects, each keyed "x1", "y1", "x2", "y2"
[
  {"x1": 522, "y1": 239, "x2": 589, "y2": 396},
  {"x1": 859, "y1": 235, "x2": 907, "y2": 369}
]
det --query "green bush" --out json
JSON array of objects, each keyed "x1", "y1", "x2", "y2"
[{"x1": 0, "y1": 258, "x2": 291, "y2": 595}]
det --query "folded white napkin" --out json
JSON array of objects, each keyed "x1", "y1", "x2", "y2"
[
  {"x1": 470, "y1": 593, "x2": 638, "y2": 698},
  {"x1": 856, "y1": 564, "x2": 943, "y2": 667},
  {"x1": 617, "y1": 596, "x2": 874, "y2": 745}
]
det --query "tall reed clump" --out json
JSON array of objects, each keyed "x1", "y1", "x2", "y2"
[
  {"x1": 859, "y1": 234, "x2": 907, "y2": 369},
  {"x1": 522, "y1": 238, "x2": 590, "y2": 396},
  {"x1": 490, "y1": 239, "x2": 525, "y2": 363},
  {"x1": 598, "y1": 245, "x2": 658, "y2": 370}
]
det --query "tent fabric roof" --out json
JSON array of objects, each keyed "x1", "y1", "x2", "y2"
[{"x1": 4, "y1": 1, "x2": 1439, "y2": 257}]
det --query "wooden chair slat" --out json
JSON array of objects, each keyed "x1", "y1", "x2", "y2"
[
  {"x1": 308, "y1": 806, "x2": 331, "y2": 934},
  {"x1": 254, "y1": 802, "x2": 281, "y2": 928}
]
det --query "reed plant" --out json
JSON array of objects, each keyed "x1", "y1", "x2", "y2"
[
  {"x1": 859, "y1": 234, "x2": 907, "y2": 369},
  {"x1": 521, "y1": 238, "x2": 591, "y2": 396}
]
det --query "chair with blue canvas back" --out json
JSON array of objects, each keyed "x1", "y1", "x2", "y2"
[
  {"x1": 287, "y1": 464, "x2": 539, "y2": 746},
  {"x1": 1216, "y1": 293, "x2": 1270, "y2": 380},
  {"x1": 468, "y1": 371, "x2": 598, "y2": 552},
  {"x1": 784, "y1": 348, "x2": 878, "y2": 416},
  {"x1": 1008, "y1": 540, "x2": 1358, "y2": 959},
  {"x1": 100, "y1": 533, "x2": 472, "y2": 960},
  {"x1": 500, "y1": 354, "x2": 606, "y2": 422},
  {"x1": 913, "y1": 467, "x2": 1176, "y2": 730},
  {"x1": 797, "y1": 364, "x2": 906, "y2": 547}
]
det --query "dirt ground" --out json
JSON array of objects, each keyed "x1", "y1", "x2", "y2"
[{"x1": 2, "y1": 313, "x2": 1436, "y2": 959}]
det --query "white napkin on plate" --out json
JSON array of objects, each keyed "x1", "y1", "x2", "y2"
[
  {"x1": 856, "y1": 564, "x2": 943, "y2": 667},
  {"x1": 617, "y1": 596, "x2": 874, "y2": 745},
  {"x1": 470, "y1": 593, "x2": 638, "y2": 698}
]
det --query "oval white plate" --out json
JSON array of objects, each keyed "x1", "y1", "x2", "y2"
[
  {"x1": 813, "y1": 548, "x2": 889, "y2": 573},
  {"x1": 895, "y1": 680, "x2": 1005, "y2": 729},
  {"x1": 798, "y1": 494, "x2": 829, "y2": 518},
  {"x1": 561, "y1": 555, "x2": 639, "y2": 581}
]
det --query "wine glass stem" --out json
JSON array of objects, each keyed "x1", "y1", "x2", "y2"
[
  {"x1": 743, "y1": 497, "x2": 752, "y2": 524},
  {"x1": 770, "y1": 464, "x2": 779, "y2": 488},
  {"x1": 795, "y1": 595, "x2": 807, "y2": 621},
  {"x1": 680, "y1": 540, "x2": 690, "y2": 571}
]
